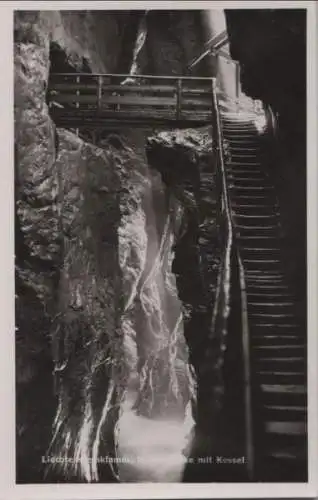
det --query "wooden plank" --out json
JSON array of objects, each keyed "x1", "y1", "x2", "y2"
[
  {"x1": 49, "y1": 85, "x2": 213, "y2": 98},
  {"x1": 176, "y1": 79, "x2": 182, "y2": 120},
  {"x1": 50, "y1": 105, "x2": 212, "y2": 116},
  {"x1": 50, "y1": 72, "x2": 215, "y2": 82},
  {"x1": 182, "y1": 97, "x2": 213, "y2": 108},
  {"x1": 52, "y1": 94, "x2": 98, "y2": 104},
  {"x1": 50, "y1": 83, "x2": 98, "y2": 92},
  {"x1": 50, "y1": 113, "x2": 212, "y2": 127},
  {"x1": 100, "y1": 95, "x2": 177, "y2": 106},
  {"x1": 97, "y1": 76, "x2": 102, "y2": 110},
  {"x1": 103, "y1": 84, "x2": 176, "y2": 93},
  {"x1": 182, "y1": 88, "x2": 213, "y2": 96},
  {"x1": 50, "y1": 83, "x2": 177, "y2": 94}
]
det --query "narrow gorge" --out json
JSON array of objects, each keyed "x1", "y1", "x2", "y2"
[{"x1": 14, "y1": 8, "x2": 307, "y2": 484}]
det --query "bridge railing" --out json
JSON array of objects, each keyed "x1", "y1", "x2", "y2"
[{"x1": 47, "y1": 73, "x2": 230, "y2": 125}]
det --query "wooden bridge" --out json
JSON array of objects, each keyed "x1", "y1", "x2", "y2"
[{"x1": 47, "y1": 73, "x2": 231, "y2": 130}]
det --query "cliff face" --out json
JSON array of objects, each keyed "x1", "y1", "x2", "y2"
[
  {"x1": 15, "y1": 10, "x2": 219, "y2": 483},
  {"x1": 225, "y1": 9, "x2": 306, "y2": 298}
]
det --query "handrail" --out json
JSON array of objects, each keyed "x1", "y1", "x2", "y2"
[
  {"x1": 238, "y1": 254, "x2": 254, "y2": 480},
  {"x1": 49, "y1": 72, "x2": 218, "y2": 82},
  {"x1": 210, "y1": 77, "x2": 254, "y2": 479},
  {"x1": 211, "y1": 78, "x2": 234, "y2": 236},
  {"x1": 208, "y1": 75, "x2": 235, "y2": 427}
]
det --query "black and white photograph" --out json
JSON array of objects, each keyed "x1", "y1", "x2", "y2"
[{"x1": 3, "y1": 0, "x2": 317, "y2": 496}]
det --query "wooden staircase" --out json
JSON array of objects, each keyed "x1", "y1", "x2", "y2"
[{"x1": 221, "y1": 111, "x2": 307, "y2": 481}]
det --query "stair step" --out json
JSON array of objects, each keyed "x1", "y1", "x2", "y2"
[
  {"x1": 230, "y1": 147, "x2": 258, "y2": 152},
  {"x1": 248, "y1": 301, "x2": 294, "y2": 306},
  {"x1": 247, "y1": 270, "x2": 288, "y2": 276},
  {"x1": 233, "y1": 196, "x2": 275, "y2": 203},
  {"x1": 254, "y1": 345, "x2": 305, "y2": 357},
  {"x1": 230, "y1": 148, "x2": 258, "y2": 153},
  {"x1": 229, "y1": 161, "x2": 261, "y2": 167},
  {"x1": 230, "y1": 161, "x2": 261, "y2": 167},
  {"x1": 230, "y1": 156, "x2": 259, "y2": 163},
  {"x1": 224, "y1": 133, "x2": 256, "y2": 139},
  {"x1": 251, "y1": 324, "x2": 300, "y2": 332},
  {"x1": 226, "y1": 141, "x2": 258, "y2": 146},
  {"x1": 229, "y1": 145, "x2": 258, "y2": 150},
  {"x1": 244, "y1": 259, "x2": 281, "y2": 265},
  {"x1": 258, "y1": 358, "x2": 306, "y2": 372},
  {"x1": 254, "y1": 346, "x2": 304, "y2": 355},
  {"x1": 223, "y1": 126, "x2": 256, "y2": 132},
  {"x1": 255, "y1": 344, "x2": 304, "y2": 349},
  {"x1": 247, "y1": 280, "x2": 286, "y2": 286},
  {"x1": 247, "y1": 293, "x2": 293, "y2": 300},
  {"x1": 231, "y1": 154, "x2": 259, "y2": 161},
  {"x1": 222, "y1": 115, "x2": 256, "y2": 121},
  {"x1": 242, "y1": 246, "x2": 281, "y2": 252},
  {"x1": 250, "y1": 313, "x2": 296, "y2": 324},
  {"x1": 255, "y1": 341, "x2": 304, "y2": 347},
  {"x1": 228, "y1": 175, "x2": 266, "y2": 182},
  {"x1": 231, "y1": 184, "x2": 273, "y2": 192},
  {"x1": 230, "y1": 185, "x2": 273, "y2": 192},
  {"x1": 228, "y1": 172, "x2": 265, "y2": 180},
  {"x1": 249, "y1": 306, "x2": 296, "y2": 315},
  {"x1": 244, "y1": 263, "x2": 282, "y2": 273},
  {"x1": 257, "y1": 371, "x2": 305, "y2": 384},
  {"x1": 233, "y1": 208, "x2": 277, "y2": 217},
  {"x1": 245, "y1": 270, "x2": 284, "y2": 277},
  {"x1": 227, "y1": 161, "x2": 261, "y2": 167},
  {"x1": 233, "y1": 213, "x2": 277, "y2": 220},
  {"x1": 245, "y1": 278, "x2": 282, "y2": 287},
  {"x1": 253, "y1": 335, "x2": 302, "y2": 342},
  {"x1": 238, "y1": 235, "x2": 282, "y2": 245},
  {"x1": 263, "y1": 431, "x2": 307, "y2": 451},
  {"x1": 242, "y1": 251, "x2": 282, "y2": 260},
  {"x1": 261, "y1": 384, "x2": 306, "y2": 394},
  {"x1": 260, "y1": 384, "x2": 307, "y2": 407},
  {"x1": 263, "y1": 405, "x2": 307, "y2": 422},
  {"x1": 265, "y1": 421, "x2": 306, "y2": 435},
  {"x1": 236, "y1": 225, "x2": 278, "y2": 232},
  {"x1": 227, "y1": 166, "x2": 263, "y2": 174},
  {"x1": 265, "y1": 449, "x2": 307, "y2": 462},
  {"x1": 222, "y1": 120, "x2": 255, "y2": 126}
]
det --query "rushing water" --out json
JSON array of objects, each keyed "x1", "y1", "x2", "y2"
[{"x1": 114, "y1": 12, "x2": 196, "y2": 482}]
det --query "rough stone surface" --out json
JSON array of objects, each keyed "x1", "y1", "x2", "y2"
[
  {"x1": 225, "y1": 9, "x2": 306, "y2": 301},
  {"x1": 15, "y1": 10, "x2": 220, "y2": 482},
  {"x1": 14, "y1": 10, "x2": 136, "y2": 482}
]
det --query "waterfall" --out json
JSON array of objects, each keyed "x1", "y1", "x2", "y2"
[{"x1": 114, "y1": 14, "x2": 196, "y2": 479}]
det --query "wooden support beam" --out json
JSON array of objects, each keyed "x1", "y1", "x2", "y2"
[
  {"x1": 75, "y1": 75, "x2": 80, "y2": 136},
  {"x1": 235, "y1": 62, "x2": 240, "y2": 101},
  {"x1": 97, "y1": 76, "x2": 102, "y2": 110},
  {"x1": 176, "y1": 79, "x2": 182, "y2": 121}
]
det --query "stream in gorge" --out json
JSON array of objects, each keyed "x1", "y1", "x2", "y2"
[{"x1": 113, "y1": 12, "x2": 197, "y2": 482}]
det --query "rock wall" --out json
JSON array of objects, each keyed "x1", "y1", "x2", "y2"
[
  {"x1": 15, "y1": 9, "x2": 220, "y2": 483},
  {"x1": 14, "y1": 10, "x2": 147, "y2": 482},
  {"x1": 225, "y1": 9, "x2": 307, "y2": 301}
]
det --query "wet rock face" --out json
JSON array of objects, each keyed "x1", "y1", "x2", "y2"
[
  {"x1": 147, "y1": 127, "x2": 220, "y2": 379},
  {"x1": 15, "y1": 9, "x2": 219, "y2": 482},
  {"x1": 14, "y1": 10, "x2": 137, "y2": 482},
  {"x1": 47, "y1": 131, "x2": 125, "y2": 483},
  {"x1": 15, "y1": 17, "x2": 60, "y2": 482},
  {"x1": 146, "y1": 11, "x2": 206, "y2": 75},
  {"x1": 225, "y1": 9, "x2": 306, "y2": 297}
]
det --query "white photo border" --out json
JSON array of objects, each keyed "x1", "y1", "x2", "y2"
[{"x1": 1, "y1": 1, "x2": 317, "y2": 498}]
